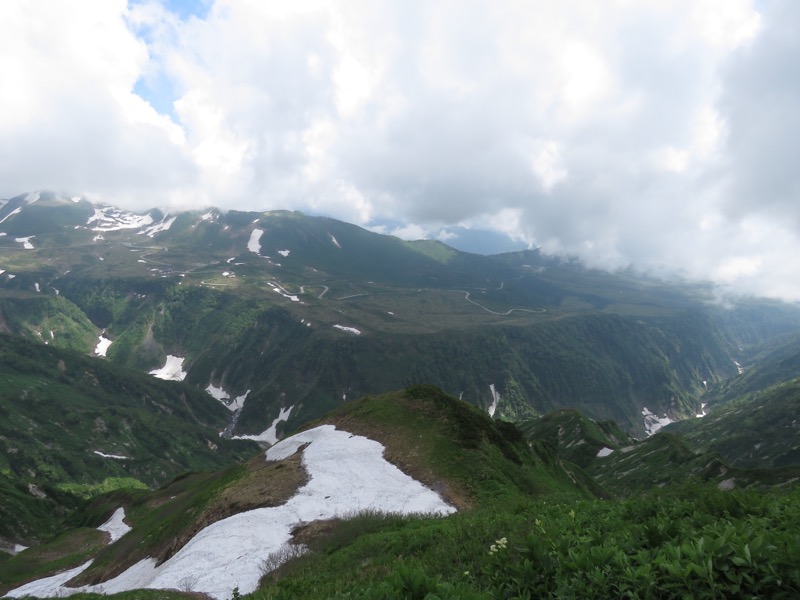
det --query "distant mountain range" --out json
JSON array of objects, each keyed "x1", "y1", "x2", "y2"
[
  {"x1": 2, "y1": 191, "x2": 800, "y2": 597},
  {"x1": 2, "y1": 190, "x2": 799, "y2": 441}
]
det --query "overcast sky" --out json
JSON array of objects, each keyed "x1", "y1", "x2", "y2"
[{"x1": 2, "y1": 0, "x2": 799, "y2": 299}]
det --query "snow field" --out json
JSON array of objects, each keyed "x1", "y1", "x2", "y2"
[
  {"x1": 95, "y1": 334, "x2": 113, "y2": 357},
  {"x1": 148, "y1": 355, "x2": 187, "y2": 381},
  {"x1": 8, "y1": 425, "x2": 455, "y2": 599},
  {"x1": 247, "y1": 229, "x2": 263, "y2": 254},
  {"x1": 232, "y1": 406, "x2": 293, "y2": 445},
  {"x1": 98, "y1": 508, "x2": 132, "y2": 543}
]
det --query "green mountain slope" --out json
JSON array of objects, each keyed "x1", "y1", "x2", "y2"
[
  {"x1": 668, "y1": 378, "x2": 800, "y2": 469},
  {"x1": 0, "y1": 333, "x2": 258, "y2": 492},
  {"x1": 3, "y1": 193, "x2": 800, "y2": 439},
  {"x1": 0, "y1": 386, "x2": 600, "y2": 596}
]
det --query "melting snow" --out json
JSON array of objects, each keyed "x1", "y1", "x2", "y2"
[
  {"x1": 34, "y1": 283, "x2": 40, "y2": 292},
  {"x1": 141, "y1": 215, "x2": 177, "y2": 237},
  {"x1": 0, "y1": 207, "x2": 22, "y2": 224},
  {"x1": 98, "y1": 508, "x2": 132, "y2": 543},
  {"x1": 733, "y1": 359, "x2": 745, "y2": 375},
  {"x1": 330, "y1": 234, "x2": 341, "y2": 248},
  {"x1": 642, "y1": 407, "x2": 673, "y2": 436},
  {"x1": 488, "y1": 384, "x2": 500, "y2": 418},
  {"x1": 12, "y1": 544, "x2": 28, "y2": 555},
  {"x1": 15, "y1": 236, "x2": 35, "y2": 249},
  {"x1": 596, "y1": 447, "x2": 614, "y2": 457},
  {"x1": 93, "y1": 451, "x2": 129, "y2": 460},
  {"x1": 205, "y1": 384, "x2": 249, "y2": 411},
  {"x1": 696, "y1": 403, "x2": 707, "y2": 418},
  {"x1": 332, "y1": 324, "x2": 361, "y2": 335},
  {"x1": 248, "y1": 229, "x2": 263, "y2": 254},
  {"x1": 201, "y1": 211, "x2": 216, "y2": 221},
  {"x1": 88, "y1": 207, "x2": 154, "y2": 232},
  {"x1": 232, "y1": 406, "x2": 294, "y2": 445},
  {"x1": 149, "y1": 355, "x2": 187, "y2": 381},
  {"x1": 8, "y1": 425, "x2": 455, "y2": 599},
  {"x1": 95, "y1": 335, "x2": 113, "y2": 357},
  {"x1": 277, "y1": 249, "x2": 290, "y2": 257},
  {"x1": 25, "y1": 191, "x2": 41, "y2": 203}
]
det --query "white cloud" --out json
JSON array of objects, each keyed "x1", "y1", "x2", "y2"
[{"x1": 2, "y1": 0, "x2": 800, "y2": 299}]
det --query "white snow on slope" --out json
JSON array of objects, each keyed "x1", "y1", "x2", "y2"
[
  {"x1": 94, "y1": 451, "x2": 129, "y2": 460},
  {"x1": 596, "y1": 447, "x2": 614, "y2": 457},
  {"x1": 277, "y1": 249, "x2": 290, "y2": 257},
  {"x1": 696, "y1": 403, "x2": 708, "y2": 418},
  {"x1": 333, "y1": 324, "x2": 361, "y2": 335},
  {"x1": 205, "y1": 384, "x2": 249, "y2": 411},
  {"x1": 34, "y1": 282, "x2": 40, "y2": 292},
  {"x1": 0, "y1": 207, "x2": 22, "y2": 224},
  {"x1": 12, "y1": 544, "x2": 28, "y2": 555},
  {"x1": 15, "y1": 236, "x2": 34, "y2": 249},
  {"x1": 329, "y1": 234, "x2": 341, "y2": 248},
  {"x1": 88, "y1": 207, "x2": 154, "y2": 232},
  {"x1": 98, "y1": 508, "x2": 132, "y2": 543},
  {"x1": 5, "y1": 561, "x2": 93, "y2": 598},
  {"x1": 488, "y1": 384, "x2": 500, "y2": 418},
  {"x1": 141, "y1": 215, "x2": 177, "y2": 238},
  {"x1": 232, "y1": 406, "x2": 294, "y2": 445},
  {"x1": 642, "y1": 407, "x2": 673, "y2": 436},
  {"x1": 248, "y1": 229, "x2": 263, "y2": 254},
  {"x1": 95, "y1": 335, "x2": 113, "y2": 357},
  {"x1": 148, "y1": 355, "x2": 187, "y2": 381},
  {"x1": 7, "y1": 425, "x2": 455, "y2": 599},
  {"x1": 25, "y1": 191, "x2": 40, "y2": 203}
]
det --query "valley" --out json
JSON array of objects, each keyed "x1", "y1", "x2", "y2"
[{"x1": 1, "y1": 192, "x2": 800, "y2": 598}]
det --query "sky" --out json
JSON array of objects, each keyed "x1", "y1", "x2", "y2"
[{"x1": 1, "y1": 0, "x2": 799, "y2": 299}]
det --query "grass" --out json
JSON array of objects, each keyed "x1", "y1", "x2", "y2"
[{"x1": 251, "y1": 483, "x2": 800, "y2": 599}]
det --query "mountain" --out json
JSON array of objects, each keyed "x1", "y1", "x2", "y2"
[
  {"x1": 5, "y1": 191, "x2": 797, "y2": 442},
  {"x1": 0, "y1": 385, "x2": 599, "y2": 598},
  {"x1": 0, "y1": 333, "x2": 259, "y2": 549}
]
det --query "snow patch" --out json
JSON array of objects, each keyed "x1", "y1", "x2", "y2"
[
  {"x1": 98, "y1": 508, "x2": 132, "y2": 543},
  {"x1": 93, "y1": 451, "x2": 129, "y2": 460},
  {"x1": 488, "y1": 384, "x2": 500, "y2": 418},
  {"x1": 8, "y1": 425, "x2": 455, "y2": 599},
  {"x1": 15, "y1": 236, "x2": 35, "y2": 249},
  {"x1": 34, "y1": 282, "x2": 40, "y2": 292},
  {"x1": 642, "y1": 407, "x2": 673, "y2": 436},
  {"x1": 277, "y1": 249, "x2": 290, "y2": 257},
  {"x1": 25, "y1": 191, "x2": 40, "y2": 203},
  {"x1": 733, "y1": 359, "x2": 745, "y2": 375},
  {"x1": 232, "y1": 406, "x2": 294, "y2": 445},
  {"x1": 333, "y1": 324, "x2": 361, "y2": 335},
  {"x1": 141, "y1": 215, "x2": 177, "y2": 237},
  {"x1": 205, "y1": 384, "x2": 249, "y2": 411},
  {"x1": 329, "y1": 233, "x2": 341, "y2": 248},
  {"x1": 149, "y1": 355, "x2": 187, "y2": 381},
  {"x1": 696, "y1": 403, "x2": 707, "y2": 418},
  {"x1": 95, "y1": 335, "x2": 113, "y2": 357},
  {"x1": 88, "y1": 207, "x2": 154, "y2": 232},
  {"x1": 596, "y1": 447, "x2": 614, "y2": 458},
  {"x1": 0, "y1": 207, "x2": 22, "y2": 224},
  {"x1": 247, "y1": 228, "x2": 263, "y2": 254}
]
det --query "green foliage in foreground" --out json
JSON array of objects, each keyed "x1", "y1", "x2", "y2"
[{"x1": 253, "y1": 484, "x2": 800, "y2": 600}]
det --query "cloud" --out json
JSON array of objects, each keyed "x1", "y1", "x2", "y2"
[{"x1": 2, "y1": 0, "x2": 800, "y2": 299}]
